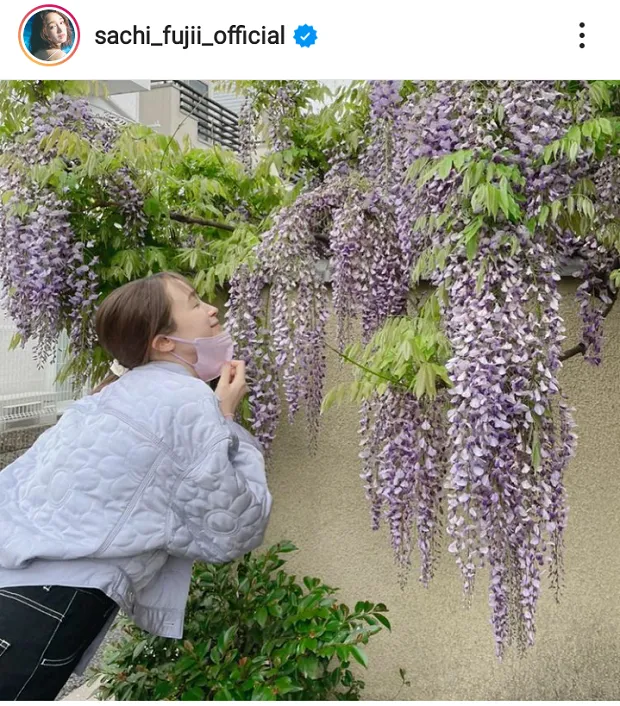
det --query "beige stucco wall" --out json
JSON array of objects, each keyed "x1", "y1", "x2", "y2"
[{"x1": 259, "y1": 278, "x2": 620, "y2": 700}]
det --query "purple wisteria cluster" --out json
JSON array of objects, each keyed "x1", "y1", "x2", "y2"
[
  {"x1": 574, "y1": 251, "x2": 614, "y2": 365},
  {"x1": 0, "y1": 190, "x2": 99, "y2": 361},
  {"x1": 226, "y1": 187, "x2": 334, "y2": 451},
  {"x1": 0, "y1": 93, "x2": 147, "y2": 365},
  {"x1": 227, "y1": 82, "x2": 413, "y2": 452},
  {"x1": 392, "y1": 81, "x2": 604, "y2": 654},
  {"x1": 225, "y1": 263, "x2": 281, "y2": 452},
  {"x1": 265, "y1": 83, "x2": 299, "y2": 154},
  {"x1": 0, "y1": 95, "x2": 115, "y2": 362},
  {"x1": 31, "y1": 93, "x2": 118, "y2": 150},
  {"x1": 238, "y1": 96, "x2": 259, "y2": 173},
  {"x1": 359, "y1": 389, "x2": 449, "y2": 587},
  {"x1": 104, "y1": 166, "x2": 149, "y2": 240},
  {"x1": 330, "y1": 82, "x2": 410, "y2": 348},
  {"x1": 440, "y1": 230, "x2": 575, "y2": 654},
  {"x1": 329, "y1": 179, "x2": 406, "y2": 348}
]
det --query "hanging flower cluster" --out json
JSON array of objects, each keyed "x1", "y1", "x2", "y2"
[
  {"x1": 104, "y1": 166, "x2": 149, "y2": 240},
  {"x1": 359, "y1": 388, "x2": 449, "y2": 587},
  {"x1": 0, "y1": 95, "x2": 116, "y2": 361},
  {"x1": 0, "y1": 94, "x2": 150, "y2": 363},
  {"x1": 227, "y1": 184, "x2": 336, "y2": 450},
  {"x1": 227, "y1": 82, "x2": 411, "y2": 449},
  {"x1": 393, "y1": 81, "x2": 606, "y2": 654},
  {"x1": 238, "y1": 96, "x2": 258, "y2": 173},
  {"x1": 264, "y1": 82, "x2": 299, "y2": 154}
]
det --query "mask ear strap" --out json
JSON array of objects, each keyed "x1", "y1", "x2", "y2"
[
  {"x1": 165, "y1": 335, "x2": 195, "y2": 346},
  {"x1": 168, "y1": 350, "x2": 194, "y2": 369}
]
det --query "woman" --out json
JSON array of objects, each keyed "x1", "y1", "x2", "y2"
[
  {"x1": 0, "y1": 271, "x2": 272, "y2": 700},
  {"x1": 28, "y1": 10, "x2": 74, "y2": 62}
]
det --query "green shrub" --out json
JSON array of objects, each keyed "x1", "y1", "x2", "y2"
[{"x1": 94, "y1": 542, "x2": 390, "y2": 700}]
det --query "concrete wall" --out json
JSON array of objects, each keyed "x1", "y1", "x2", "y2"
[{"x1": 261, "y1": 278, "x2": 620, "y2": 700}]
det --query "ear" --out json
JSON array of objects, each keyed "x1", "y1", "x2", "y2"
[{"x1": 151, "y1": 334, "x2": 176, "y2": 354}]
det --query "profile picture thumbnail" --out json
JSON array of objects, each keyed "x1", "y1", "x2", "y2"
[{"x1": 20, "y1": 5, "x2": 79, "y2": 65}]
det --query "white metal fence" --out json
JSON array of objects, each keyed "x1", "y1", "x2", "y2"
[{"x1": 0, "y1": 310, "x2": 83, "y2": 432}]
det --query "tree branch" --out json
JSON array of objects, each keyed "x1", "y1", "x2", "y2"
[
  {"x1": 89, "y1": 201, "x2": 237, "y2": 233},
  {"x1": 559, "y1": 283, "x2": 618, "y2": 362},
  {"x1": 169, "y1": 212, "x2": 235, "y2": 232}
]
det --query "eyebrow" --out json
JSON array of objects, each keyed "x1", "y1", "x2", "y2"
[{"x1": 187, "y1": 290, "x2": 198, "y2": 301}]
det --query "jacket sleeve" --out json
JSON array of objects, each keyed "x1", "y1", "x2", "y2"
[
  {"x1": 224, "y1": 418, "x2": 264, "y2": 455},
  {"x1": 166, "y1": 427, "x2": 272, "y2": 564}
]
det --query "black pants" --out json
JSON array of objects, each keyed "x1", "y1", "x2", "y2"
[{"x1": 0, "y1": 585, "x2": 117, "y2": 701}]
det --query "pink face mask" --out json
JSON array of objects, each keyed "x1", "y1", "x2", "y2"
[{"x1": 167, "y1": 330, "x2": 234, "y2": 383}]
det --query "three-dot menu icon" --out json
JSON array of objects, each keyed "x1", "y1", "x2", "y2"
[{"x1": 579, "y1": 22, "x2": 585, "y2": 49}]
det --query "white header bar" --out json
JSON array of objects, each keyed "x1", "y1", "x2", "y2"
[{"x1": 1, "y1": 0, "x2": 617, "y2": 78}]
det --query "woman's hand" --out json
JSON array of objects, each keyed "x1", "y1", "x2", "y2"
[{"x1": 215, "y1": 361, "x2": 248, "y2": 418}]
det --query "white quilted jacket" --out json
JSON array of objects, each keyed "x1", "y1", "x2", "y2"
[{"x1": 0, "y1": 361, "x2": 272, "y2": 673}]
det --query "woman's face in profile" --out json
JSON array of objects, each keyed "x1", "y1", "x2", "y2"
[{"x1": 44, "y1": 13, "x2": 68, "y2": 46}]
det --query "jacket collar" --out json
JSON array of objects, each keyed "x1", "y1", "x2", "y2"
[{"x1": 142, "y1": 361, "x2": 196, "y2": 378}]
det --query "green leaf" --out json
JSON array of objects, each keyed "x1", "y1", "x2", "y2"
[
  {"x1": 182, "y1": 687, "x2": 205, "y2": 700},
  {"x1": 487, "y1": 184, "x2": 499, "y2": 219},
  {"x1": 154, "y1": 681, "x2": 175, "y2": 699},
  {"x1": 414, "y1": 370, "x2": 426, "y2": 399},
  {"x1": 349, "y1": 646, "x2": 369, "y2": 668},
  {"x1": 144, "y1": 197, "x2": 162, "y2": 218},
  {"x1": 531, "y1": 431, "x2": 541, "y2": 470},
  {"x1": 251, "y1": 685, "x2": 277, "y2": 701},
  {"x1": 214, "y1": 687, "x2": 234, "y2": 700},
  {"x1": 255, "y1": 606, "x2": 268, "y2": 628},
  {"x1": 437, "y1": 155, "x2": 453, "y2": 179},
  {"x1": 466, "y1": 234, "x2": 478, "y2": 261},
  {"x1": 274, "y1": 677, "x2": 303, "y2": 695},
  {"x1": 452, "y1": 149, "x2": 471, "y2": 170},
  {"x1": 303, "y1": 576, "x2": 320, "y2": 591},
  {"x1": 277, "y1": 540, "x2": 298, "y2": 553},
  {"x1": 218, "y1": 625, "x2": 236, "y2": 652},
  {"x1": 495, "y1": 103, "x2": 505, "y2": 125},
  {"x1": 300, "y1": 637, "x2": 318, "y2": 652},
  {"x1": 568, "y1": 141, "x2": 579, "y2": 162},
  {"x1": 374, "y1": 613, "x2": 391, "y2": 630},
  {"x1": 298, "y1": 654, "x2": 321, "y2": 679},
  {"x1": 132, "y1": 640, "x2": 147, "y2": 659},
  {"x1": 8, "y1": 333, "x2": 22, "y2": 351}
]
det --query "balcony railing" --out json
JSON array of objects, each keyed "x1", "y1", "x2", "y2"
[{"x1": 152, "y1": 80, "x2": 241, "y2": 153}]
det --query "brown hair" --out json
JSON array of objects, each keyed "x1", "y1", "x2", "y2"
[
  {"x1": 29, "y1": 10, "x2": 75, "y2": 55},
  {"x1": 92, "y1": 271, "x2": 190, "y2": 393}
]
